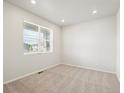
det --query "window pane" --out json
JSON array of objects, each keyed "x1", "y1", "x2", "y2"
[
  {"x1": 40, "y1": 27, "x2": 51, "y2": 52},
  {"x1": 45, "y1": 40, "x2": 50, "y2": 51},
  {"x1": 42, "y1": 28, "x2": 50, "y2": 40},
  {"x1": 23, "y1": 22, "x2": 39, "y2": 53}
]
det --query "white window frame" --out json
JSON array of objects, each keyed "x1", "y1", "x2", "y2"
[{"x1": 23, "y1": 20, "x2": 53, "y2": 55}]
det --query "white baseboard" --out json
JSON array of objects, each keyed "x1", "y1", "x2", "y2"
[
  {"x1": 61, "y1": 63, "x2": 116, "y2": 74},
  {"x1": 3, "y1": 63, "x2": 60, "y2": 84}
]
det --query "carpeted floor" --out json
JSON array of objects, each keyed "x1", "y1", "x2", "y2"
[{"x1": 4, "y1": 64, "x2": 120, "y2": 93}]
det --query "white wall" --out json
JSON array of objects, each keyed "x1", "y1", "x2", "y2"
[
  {"x1": 116, "y1": 9, "x2": 120, "y2": 81},
  {"x1": 3, "y1": 2, "x2": 61, "y2": 82},
  {"x1": 62, "y1": 16, "x2": 117, "y2": 73}
]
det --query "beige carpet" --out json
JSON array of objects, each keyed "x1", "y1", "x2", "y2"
[{"x1": 4, "y1": 64, "x2": 119, "y2": 93}]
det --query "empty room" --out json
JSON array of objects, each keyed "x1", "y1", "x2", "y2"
[{"x1": 3, "y1": 0, "x2": 120, "y2": 93}]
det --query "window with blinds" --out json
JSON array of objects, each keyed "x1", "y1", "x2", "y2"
[{"x1": 23, "y1": 21, "x2": 53, "y2": 54}]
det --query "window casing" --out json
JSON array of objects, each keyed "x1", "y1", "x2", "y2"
[{"x1": 23, "y1": 21, "x2": 53, "y2": 54}]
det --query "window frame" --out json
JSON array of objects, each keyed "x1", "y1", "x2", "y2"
[{"x1": 23, "y1": 20, "x2": 53, "y2": 55}]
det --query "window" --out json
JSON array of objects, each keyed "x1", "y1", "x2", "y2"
[{"x1": 23, "y1": 21, "x2": 53, "y2": 54}]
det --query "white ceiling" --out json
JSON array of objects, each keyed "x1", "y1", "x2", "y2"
[{"x1": 5, "y1": 0, "x2": 119, "y2": 26}]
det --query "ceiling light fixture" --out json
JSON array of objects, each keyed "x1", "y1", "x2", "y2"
[
  {"x1": 31, "y1": 0, "x2": 36, "y2": 4},
  {"x1": 92, "y1": 10, "x2": 97, "y2": 14},
  {"x1": 61, "y1": 19, "x2": 65, "y2": 22}
]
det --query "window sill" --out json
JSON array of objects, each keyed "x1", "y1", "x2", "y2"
[{"x1": 24, "y1": 51, "x2": 52, "y2": 55}]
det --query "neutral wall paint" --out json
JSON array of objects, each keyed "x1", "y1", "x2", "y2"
[
  {"x1": 3, "y1": 2, "x2": 61, "y2": 82},
  {"x1": 116, "y1": 9, "x2": 120, "y2": 81},
  {"x1": 62, "y1": 16, "x2": 116, "y2": 73}
]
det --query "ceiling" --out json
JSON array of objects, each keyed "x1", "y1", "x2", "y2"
[{"x1": 5, "y1": 0, "x2": 119, "y2": 26}]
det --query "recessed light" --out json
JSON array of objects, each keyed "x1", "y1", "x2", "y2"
[
  {"x1": 31, "y1": 0, "x2": 36, "y2": 4},
  {"x1": 61, "y1": 19, "x2": 65, "y2": 22},
  {"x1": 92, "y1": 10, "x2": 97, "y2": 14}
]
